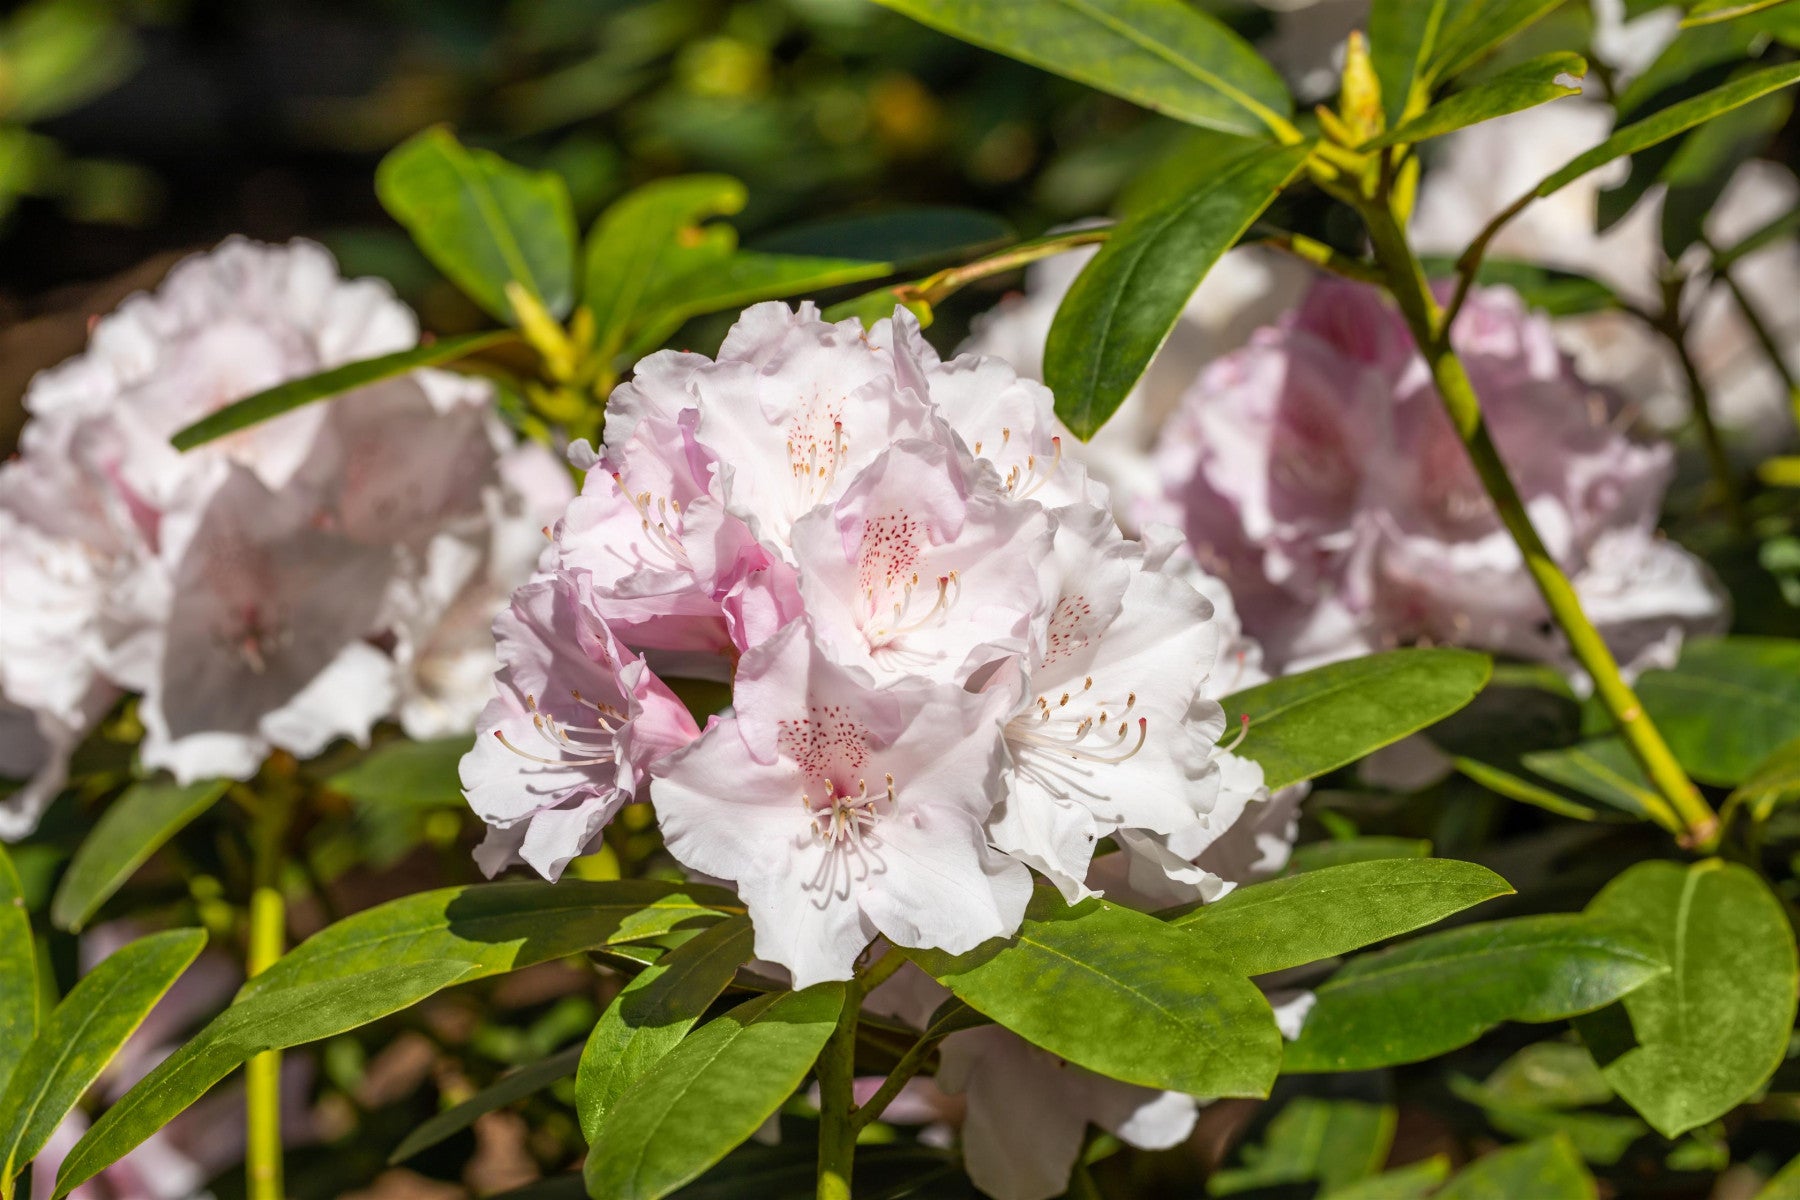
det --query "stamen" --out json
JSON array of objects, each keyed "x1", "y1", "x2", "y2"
[{"x1": 494, "y1": 729, "x2": 615, "y2": 767}]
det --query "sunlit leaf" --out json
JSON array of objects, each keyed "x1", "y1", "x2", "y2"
[
  {"x1": 1361, "y1": 53, "x2": 1586, "y2": 150},
  {"x1": 0, "y1": 847, "x2": 36, "y2": 1098},
  {"x1": 50, "y1": 778, "x2": 230, "y2": 933}
]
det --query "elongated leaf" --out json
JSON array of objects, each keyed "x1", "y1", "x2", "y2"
[
  {"x1": 582, "y1": 175, "x2": 745, "y2": 356},
  {"x1": 871, "y1": 0, "x2": 1293, "y2": 137},
  {"x1": 1362, "y1": 53, "x2": 1586, "y2": 150},
  {"x1": 240, "y1": 880, "x2": 737, "y2": 1000},
  {"x1": 0, "y1": 847, "x2": 35, "y2": 1098},
  {"x1": 1520, "y1": 739, "x2": 1656, "y2": 818},
  {"x1": 1222, "y1": 648, "x2": 1493, "y2": 790},
  {"x1": 171, "y1": 331, "x2": 516, "y2": 451},
  {"x1": 1712, "y1": 205, "x2": 1800, "y2": 270},
  {"x1": 326, "y1": 738, "x2": 468, "y2": 810},
  {"x1": 756, "y1": 208, "x2": 1011, "y2": 269},
  {"x1": 624, "y1": 252, "x2": 893, "y2": 359},
  {"x1": 1448, "y1": 1075, "x2": 1645, "y2": 1165},
  {"x1": 1576, "y1": 859, "x2": 1798, "y2": 1138},
  {"x1": 577, "y1": 914, "x2": 754, "y2": 1141},
  {"x1": 1534, "y1": 62, "x2": 1800, "y2": 198},
  {"x1": 1168, "y1": 857, "x2": 1513, "y2": 976},
  {"x1": 0, "y1": 928, "x2": 205, "y2": 1185},
  {"x1": 1209, "y1": 1097, "x2": 1395, "y2": 1194},
  {"x1": 1635, "y1": 637, "x2": 1800, "y2": 785},
  {"x1": 1730, "y1": 734, "x2": 1800, "y2": 819},
  {"x1": 1481, "y1": 1041, "x2": 1614, "y2": 1108},
  {"x1": 1436, "y1": 1136, "x2": 1596, "y2": 1199},
  {"x1": 583, "y1": 985, "x2": 844, "y2": 1200},
  {"x1": 55, "y1": 961, "x2": 475, "y2": 1196},
  {"x1": 1286, "y1": 837, "x2": 1432, "y2": 873},
  {"x1": 1371, "y1": 0, "x2": 1453, "y2": 126},
  {"x1": 1047, "y1": 141, "x2": 1310, "y2": 438},
  {"x1": 391, "y1": 1045, "x2": 582, "y2": 1164},
  {"x1": 1324, "y1": 1158, "x2": 1452, "y2": 1200},
  {"x1": 1284, "y1": 915, "x2": 1668, "y2": 1072},
  {"x1": 907, "y1": 890, "x2": 1281, "y2": 1096},
  {"x1": 1429, "y1": 0, "x2": 1569, "y2": 84},
  {"x1": 1684, "y1": 0, "x2": 1793, "y2": 26},
  {"x1": 377, "y1": 127, "x2": 578, "y2": 323},
  {"x1": 50, "y1": 779, "x2": 230, "y2": 933}
]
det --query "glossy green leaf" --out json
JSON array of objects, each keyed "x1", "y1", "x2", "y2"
[
  {"x1": 390, "y1": 1044, "x2": 582, "y2": 1164},
  {"x1": 1429, "y1": 0, "x2": 1570, "y2": 84},
  {"x1": 170, "y1": 330, "x2": 517, "y2": 451},
  {"x1": 1520, "y1": 739, "x2": 1657, "y2": 819},
  {"x1": 0, "y1": 847, "x2": 36, "y2": 1098},
  {"x1": 55, "y1": 960, "x2": 474, "y2": 1197},
  {"x1": 1370, "y1": 0, "x2": 1452, "y2": 126},
  {"x1": 376, "y1": 127, "x2": 578, "y2": 323},
  {"x1": 50, "y1": 778, "x2": 230, "y2": 933},
  {"x1": 1324, "y1": 1158, "x2": 1452, "y2": 1200},
  {"x1": 1635, "y1": 637, "x2": 1800, "y2": 785},
  {"x1": 907, "y1": 890, "x2": 1281, "y2": 1096},
  {"x1": 582, "y1": 985, "x2": 844, "y2": 1200},
  {"x1": 1221, "y1": 648, "x2": 1493, "y2": 790},
  {"x1": 577, "y1": 914, "x2": 754, "y2": 1141},
  {"x1": 0, "y1": 928, "x2": 205, "y2": 1185},
  {"x1": 582, "y1": 175, "x2": 745, "y2": 356},
  {"x1": 624, "y1": 252, "x2": 892, "y2": 358},
  {"x1": 240, "y1": 880, "x2": 738, "y2": 1000},
  {"x1": 1287, "y1": 837, "x2": 1433, "y2": 873},
  {"x1": 1284, "y1": 915, "x2": 1668, "y2": 1072},
  {"x1": 1533, "y1": 62, "x2": 1800, "y2": 199},
  {"x1": 1362, "y1": 53, "x2": 1586, "y2": 150},
  {"x1": 1209, "y1": 1097, "x2": 1395, "y2": 1194},
  {"x1": 1576, "y1": 859, "x2": 1798, "y2": 1138},
  {"x1": 1683, "y1": 0, "x2": 1793, "y2": 26},
  {"x1": 1436, "y1": 1135, "x2": 1596, "y2": 1199},
  {"x1": 1169, "y1": 857, "x2": 1513, "y2": 976},
  {"x1": 871, "y1": 0, "x2": 1293, "y2": 137},
  {"x1": 1046, "y1": 141, "x2": 1311, "y2": 439}
]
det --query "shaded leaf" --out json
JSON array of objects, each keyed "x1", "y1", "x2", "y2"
[
  {"x1": 1576, "y1": 859, "x2": 1798, "y2": 1138},
  {"x1": 583, "y1": 986, "x2": 845, "y2": 1200},
  {"x1": 0, "y1": 928, "x2": 205, "y2": 1185},
  {"x1": 0, "y1": 847, "x2": 36, "y2": 1098},
  {"x1": 1362, "y1": 53, "x2": 1586, "y2": 150},
  {"x1": 1520, "y1": 739, "x2": 1657, "y2": 819},
  {"x1": 1287, "y1": 837, "x2": 1433, "y2": 873},
  {"x1": 625, "y1": 252, "x2": 893, "y2": 359},
  {"x1": 50, "y1": 779, "x2": 230, "y2": 933},
  {"x1": 1324, "y1": 1158, "x2": 1452, "y2": 1200},
  {"x1": 1222, "y1": 648, "x2": 1493, "y2": 790},
  {"x1": 1436, "y1": 1136, "x2": 1596, "y2": 1199},
  {"x1": 55, "y1": 961, "x2": 475, "y2": 1196},
  {"x1": 1730, "y1": 734, "x2": 1800, "y2": 820},
  {"x1": 1430, "y1": 0, "x2": 1570, "y2": 84},
  {"x1": 1169, "y1": 857, "x2": 1513, "y2": 976},
  {"x1": 755, "y1": 208, "x2": 1012, "y2": 270},
  {"x1": 907, "y1": 890, "x2": 1281, "y2": 1096},
  {"x1": 376, "y1": 127, "x2": 578, "y2": 323},
  {"x1": 1684, "y1": 0, "x2": 1794, "y2": 26},
  {"x1": 1448, "y1": 1075, "x2": 1645, "y2": 1165},
  {"x1": 171, "y1": 331, "x2": 516, "y2": 451},
  {"x1": 325, "y1": 738, "x2": 468, "y2": 810},
  {"x1": 1209, "y1": 1097, "x2": 1395, "y2": 1195},
  {"x1": 1047, "y1": 141, "x2": 1309, "y2": 438},
  {"x1": 870, "y1": 0, "x2": 1293, "y2": 137},
  {"x1": 390, "y1": 1045, "x2": 583, "y2": 1164},
  {"x1": 1370, "y1": 0, "x2": 1453, "y2": 126},
  {"x1": 582, "y1": 175, "x2": 745, "y2": 357},
  {"x1": 1635, "y1": 637, "x2": 1800, "y2": 785},
  {"x1": 1284, "y1": 915, "x2": 1669, "y2": 1072},
  {"x1": 1481, "y1": 1042, "x2": 1614, "y2": 1108}
]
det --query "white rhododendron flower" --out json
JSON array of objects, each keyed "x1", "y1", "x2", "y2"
[
  {"x1": 1145, "y1": 277, "x2": 1728, "y2": 680},
  {"x1": 0, "y1": 238, "x2": 566, "y2": 827},
  {"x1": 464, "y1": 301, "x2": 1256, "y2": 984}
]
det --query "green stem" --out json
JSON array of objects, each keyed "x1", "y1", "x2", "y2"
[
  {"x1": 1360, "y1": 199, "x2": 1720, "y2": 852},
  {"x1": 245, "y1": 795, "x2": 292, "y2": 1200},
  {"x1": 815, "y1": 997, "x2": 859, "y2": 1200},
  {"x1": 1705, "y1": 242, "x2": 1800, "y2": 435},
  {"x1": 851, "y1": 1030, "x2": 938, "y2": 1134},
  {"x1": 1659, "y1": 295, "x2": 1745, "y2": 529},
  {"x1": 907, "y1": 227, "x2": 1112, "y2": 308}
]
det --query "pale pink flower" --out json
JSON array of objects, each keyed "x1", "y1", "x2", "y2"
[
  {"x1": 650, "y1": 619, "x2": 1029, "y2": 988},
  {"x1": 461, "y1": 571, "x2": 699, "y2": 880}
]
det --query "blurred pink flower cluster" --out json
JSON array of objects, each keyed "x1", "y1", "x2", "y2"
[
  {"x1": 0, "y1": 239, "x2": 571, "y2": 838},
  {"x1": 462, "y1": 302, "x2": 1281, "y2": 989}
]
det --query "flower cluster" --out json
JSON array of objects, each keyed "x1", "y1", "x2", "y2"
[
  {"x1": 464, "y1": 302, "x2": 1273, "y2": 987},
  {"x1": 1144, "y1": 277, "x2": 1727, "y2": 677},
  {"x1": 0, "y1": 239, "x2": 571, "y2": 837}
]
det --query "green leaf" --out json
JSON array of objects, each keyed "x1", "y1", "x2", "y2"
[
  {"x1": 1361, "y1": 53, "x2": 1586, "y2": 150},
  {"x1": 325, "y1": 738, "x2": 469, "y2": 810},
  {"x1": 1730, "y1": 734, "x2": 1800, "y2": 819},
  {"x1": 0, "y1": 928, "x2": 205, "y2": 1185},
  {"x1": 1369, "y1": 0, "x2": 1453, "y2": 126},
  {"x1": 1684, "y1": 0, "x2": 1794, "y2": 27},
  {"x1": 577, "y1": 915, "x2": 754, "y2": 1142},
  {"x1": 1283, "y1": 915, "x2": 1669, "y2": 1072},
  {"x1": 0, "y1": 847, "x2": 36, "y2": 1098},
  {"x1": 1576, "y1": 859, "x2": 1799, "y2": 1138},
  {"x1": 756, "y1": 208, "x2": 1012, "y2": 270},
  {"x1": 240, "y1": 880, "x2": 738, "y2": 1000},
  {"x1": 376, "y1": 127, "x2": 578, "y2": 324},
  {"x1": 1209, "y1": 1097, "x2": 1395, "y2": 1195},
  {"x1": 55, "y1": 960, "x2": 475, "y2": 1197},
  {"x1": 624, "y1": 252, "x2": 893, "y2": 359},
  {"x1": 1287, "y1": 837, "x2": 1433, "y2": 873},
  {"x1": 582, "y1": 985, "x2": 845, "y2": 1200},
  {"x1": 1448, "y1": 1075, "x2": 1646, "y2": 1165},
  {"x1": 581, "y1": 175, "x2": 745, "y2": 357},
  {"x1": 1324, "y1": 1158, "x2": 1452, "y2": 1200},
  {"x1": 170, "y1": 330, "x2": 517, "y2": 451},
  {"x1": 1046, "y1": 141, "x2": 1311, "y2": 439},
  {"x1": 390, "y1": 1044, "x2": 583, "y2": 1164},
  {"x1": 1222, "y1": 648, "x2": 1493, "y2": 790},
  {"x1": 870, "y1": 0, "x2": 1293, "y2": 137},
  {"x1": 50, "y1": 778, "x2": 230, "y2": 933},
  {"x1": 1759, "y1": 1152, "x2": 1800, "y2": 1200},
  {"x1": 1712, "y1": 205, "x2": 1800, "y2": 270},
  {"x1": 1634, "y1": 637, "x2": 1800, "y2": 786},
  {"x1": 1429, "y1": 0, "x2": 1570, "y2": 85},
  {"x1": 1519, "y1": 739, "x2": 1657, "y2": 819},
  {"x1": 1436, "y1": 1136, "x2": 1596, "y2": 1200},
  {"x1": 1482, "y1": 1042, "x2": 1615, "y2": 1108},
  {"x1": 1168, "y1": 857, "x2": 1513, "y2": 976},
  {"x1": 906, "y1": 890, "x2": 1281, "y2": 1097},
  {"x1": 1533, "y1": 62, "x2": 1800, "y2": 199}
]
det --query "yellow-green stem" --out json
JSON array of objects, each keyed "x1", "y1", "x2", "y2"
[
  {"x1": 1360, "y1": 199, "x2": 1720, "y2": 852},
  {"x1": 1707, "y1": 246, "x2": 1800, "y2": 434},
  {"x1": 1660, "y1": 300, "x2": 1745, "y2": 529},
  {"x1": 245, "y1": 797, "x2": 291, "y2": 1200},
  {"x1": 815, "y1": 999, "x2": 858, "y2": 1200}
]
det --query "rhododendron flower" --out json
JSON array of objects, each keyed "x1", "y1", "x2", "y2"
[
  {"x1": 1146, "y1": 277, "x2": 1727, "y2": 679},
  {"x1": 650, "y1": 619, "x2": 1029, "y2": 987},
  {"x1": 462, "y1": 571, "x2": 699, "y2": 880}
]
